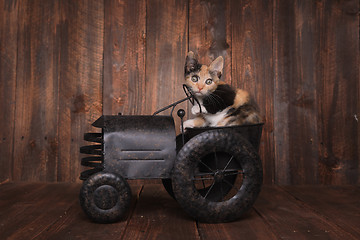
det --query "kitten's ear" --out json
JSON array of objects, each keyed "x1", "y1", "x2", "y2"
[
  {"x1": 209, "y1": 56, "x2": 224, "y2": 78},
  {"x1": 185, "y1": 51, "x2": 199, "y2": 74},
  {"x1": 187, "y1": 51, "x2": 196, "y2": 60}
]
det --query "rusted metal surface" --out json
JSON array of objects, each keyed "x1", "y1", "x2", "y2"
[
  {"x1": 172, "y1": 129, "x2": 263, "y2": 223},
  {"x1": 184, "y1": 123, "x2": 263, "y2": 151},
  {"x1": 79, "y1": 96, "x2": 264, "y2": 223},
  {"x1": 82, "y1": 115, "x2": 177, "y2": 180},
  {"x1": 80, "y1": 172, "x2": 132, "y2": 223},
  {"x1": 80, "y1": 130, "x2": 103, "y2": 181}
]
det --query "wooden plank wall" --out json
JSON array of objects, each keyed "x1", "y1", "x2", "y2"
[
  {"x1": 0, "y1": 0, "x2": 103, "y2": 182},
  {"x1": 0, "y1": 0, "x2": 358, "y2": 184},
  {"x1": 273, "y1": 0, "x2": 359, "y2": 185},
  {"x1": 0, "y1": 0, "x2": 18, "y2": 183}
]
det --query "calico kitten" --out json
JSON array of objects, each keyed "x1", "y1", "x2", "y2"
[{"x1": 183, "y1": 51, "x2": 261, "y2": 129}]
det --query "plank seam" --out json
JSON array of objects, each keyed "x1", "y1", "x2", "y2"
[
  {"x1": 101, "y1": 0, "x2": 105, "y2": 115},
  {"x1": 120, "y1": 184, "x2": 144, "y2": 240},
  {"x1": 251, "y1": 207, "x2": 282, "y2": 239},
  {"x1": 0, "y1": 179, "x2": 10, "y2": 185},
  {"x1": 55, "y1": 0, "x2": 62, "y2": 182},
  {"x1": 11, "y1": 0, "x2": 21, "y2": 182},
  {"x1": 144, "y1": 0, "x2": 149, "y2": 114},
  {"x1": 30, "y1": 200, "x2": 78, "y2": 239},
  {"x1": 271, "y1": 0, "x2": 276, "y2": 185},
  {"x1": 278, "y1": 186, "x2": 358, "y2": 240},
  {"x1": 187, "y1": 0, "x2": 190, "y2": 53},
  {"x1": 195, "y1": 220, "x2": 204, "y2": 240}
]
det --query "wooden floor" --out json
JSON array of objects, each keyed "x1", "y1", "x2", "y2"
[{"x1": 0, "y1": 182, "x2": 359, "y2": 240}]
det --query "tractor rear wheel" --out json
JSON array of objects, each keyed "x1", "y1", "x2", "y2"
[{"x1": 172, "y1": 129, "x2": 262, "y2": 223}]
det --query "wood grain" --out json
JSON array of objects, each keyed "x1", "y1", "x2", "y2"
[
  {"x1": 145, "y1": 0, "x2": 188, "y2": 116},
  {"x1": 0, "y1": 182, "x2": 46, "y2": 208},
  {"x1": 35, "y1": 184, "x2": 143, "y2": 240},
  {"x1": 316, "y1": 0, "x2": 359, "y2": 184},
  {"x1": 273, "y1": 0, "x2": 359, "y2": 185},
  {"x1": 144, "y1": 0, "x2": 189, "y2": 135},
  {"x1": 0, "y1": 0, "x2": 18, "y2": 183},
  {"x1": 197, "y1": 209, "x2": 277, "y2": 240},
  {"x1": 13, "y1": 0, "x2": 61, "y2": 181},
  {"x1": 274, "y1": 0, "x2": 322, "y2": 184},
  {"x1": 187, "y1": 0, "x2": 232, "y2": 136},
  {"x1": 231, "y1": 0, "x2": 274, "y2": 184},
  {"x1": 103, "y1": 0, "x2": 146, "y2": 115},
  {"x1": 121, "y1": 184, "x2": 200, "y2": 240},
  {"x1": 57, "y1": 0, "x2": 104, "y2": 181},
  {"x1": 189, "y1": 0, "x2": 231, "y2": 84},
  {"x1": 1, "y1": 183, "x2": 360, "y2": 239},
  {"x1": 254, "y1": 186, "x2": 357, "y2": 239},
  {"x1": 282, "y1": 185, "x2": 360, "y2": 239},
  {"x1": 0, "y1": 0, "x2": 358, "y2": 184},
  {"x1": 0, "y1": 183, "x2": 79, "y2": 239}
]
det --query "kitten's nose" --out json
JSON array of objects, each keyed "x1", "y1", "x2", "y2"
[{"x1": 198, "y1": 85, "x2": 203, "y2": 91}]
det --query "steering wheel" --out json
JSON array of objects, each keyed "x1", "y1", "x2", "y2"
[
  {"x1": 153, "y1": 84, "x2": 202, "y2": 116},
  {"x1": 182, "y1": 84, "x2": 195, "y2": 105},
  {"x1": 182, "y1": 84, "x2": 202, "y2": 113}
]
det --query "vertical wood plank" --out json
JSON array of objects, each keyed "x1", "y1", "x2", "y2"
[
  {"x1": 189, "y1": 0, "x2": 231, "y2": 84},
  {"x1": 231, "y1": 0, "x2": 274, "y2": 184},
  {"x1": 103, "y1": 0, "x2": 146, "y2": 115},
  {"x1": 273, "y1": 0, "x2": 320, "y2": 184},
  {"x1": 358, "y1": 0, "x2": 360, "y2": 186},
  {"x1": 13, "y1": 0, "x2": 61, "y2": 181},
  {"x1": 0, "y1": 0, "x2": 18, "y2": 182},
  {"x1": 2, "y1": 0, "x2": 358, "y2": 184},
  {"x1": 317, "y1": 0, "x2": 359, "y2": 184},
  {"x1": 57, "y1": 0, "x2": 104, "y2": 182},
  {"x1": 145, "y1": 0, "x2": 188, "y2": 116}
]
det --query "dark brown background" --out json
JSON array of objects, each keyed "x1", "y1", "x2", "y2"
[{"x1": 0, "y1": 0, "x2": 358, "y2": 184}]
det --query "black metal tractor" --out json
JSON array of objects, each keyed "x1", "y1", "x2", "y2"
[{"x1": 79, "y1": 85, "x2": 263, "y2": 223}]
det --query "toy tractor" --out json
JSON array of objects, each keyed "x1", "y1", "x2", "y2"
[{"x1": 79, "y1": 85, "x2": 263, "y2": 223}]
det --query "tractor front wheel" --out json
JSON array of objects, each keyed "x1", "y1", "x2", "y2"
[{"x1": 79, "y1": 172, "x2": 132, "y2": 223}]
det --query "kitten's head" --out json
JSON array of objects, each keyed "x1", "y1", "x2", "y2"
[{"x1": 184, "y1": 51, "x2": 224, "y2": 98}]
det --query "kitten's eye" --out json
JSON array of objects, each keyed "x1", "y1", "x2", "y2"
[
  {"x1": 205, "y1": 79, "x2": 213, "y2": 85},
  {"x1": 191, "y1": 75, "x2": 199, "y2": 82}
]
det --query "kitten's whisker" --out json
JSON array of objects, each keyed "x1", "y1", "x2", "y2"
[
  {"x1": 209, "y1": 93, "x2": 225, "y2": 107},
  {"x1": 209, "y1": 92, "x2": 224, "y2": 101},
  {"x1": 184, "y1": 55, "x2": 261, "y2": 127},
  {"x1": 207, "y1": 95, "x2": 220, "y2": 107}
]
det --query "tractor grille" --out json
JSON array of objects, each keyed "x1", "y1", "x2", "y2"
[{"x1": 80, "y1": 132, "x2": 103, "y2": 180}]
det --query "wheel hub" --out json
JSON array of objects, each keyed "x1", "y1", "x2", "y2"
[
  {"x1": 214, "y1": 171, "x2": 225, "y2": 182},
  {"x1": 93, "y1": 185, "x2": 118, "y2": 210}
]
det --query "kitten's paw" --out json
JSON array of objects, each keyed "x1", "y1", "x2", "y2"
[
  {"x1": 182, "y1": 118, "x2": 206, "y2": 131},
  {"x1": 183, "y1": 119, "x2": 195, "y2": 130},
  {"x1": 191, "y1": 105, "x2": 200, "y2": 115},
  {"x1": 191, "y1": 105, "x2": 207, "y2": 115}
]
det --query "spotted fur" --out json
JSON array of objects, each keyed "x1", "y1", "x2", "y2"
[{"x1": 183, "y1": 51, "x2": 261, "y2": 129}]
